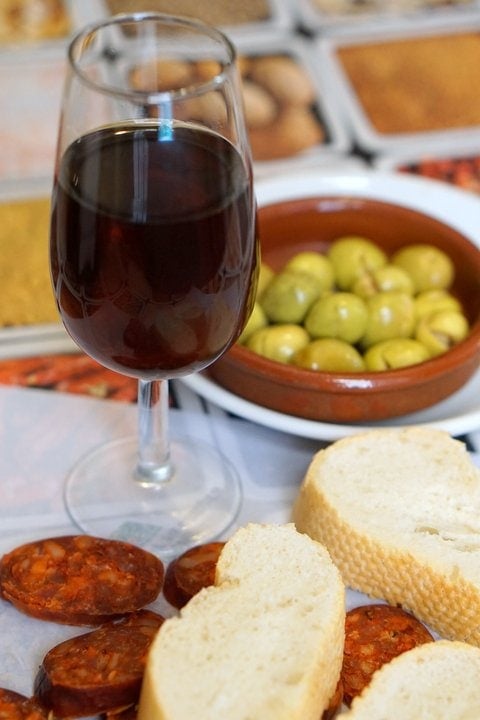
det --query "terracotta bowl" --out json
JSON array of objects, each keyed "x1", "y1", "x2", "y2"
[{"x1": 209, "y1": 195, "x2": 480, "y2": 423}]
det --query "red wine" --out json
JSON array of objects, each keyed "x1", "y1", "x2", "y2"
[{"x1": 51, "y1": 122, "x2": 257, "y2": 379}]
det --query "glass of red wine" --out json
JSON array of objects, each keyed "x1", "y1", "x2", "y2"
[{"x1": 50, "y1": 13, "x2": 258, "y2": 556}]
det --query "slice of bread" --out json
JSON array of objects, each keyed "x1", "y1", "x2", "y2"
[
  {"x1": 293, "y1": 427, "x2": 480, "y2": 645},
  {"x1": 137, "y1": 523, "x2": 345, "y2": 720},
  {"x1": 337, "y1": 639, "x2": 480, "y2": 719}
]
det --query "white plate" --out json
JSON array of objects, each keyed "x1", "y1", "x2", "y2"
[
  {"x1": 252, "y1": 166, "x2": 480, "y2": 239},
  {"x1": 181, "y1": 168, "x2": 480, "y2": 441},
  {"x1": 182, "y1": 369, "x2": 480, "y2": 441}
]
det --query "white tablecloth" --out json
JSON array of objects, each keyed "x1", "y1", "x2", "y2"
[
  {"x1": 1, "y1": 379, "x2": 479, "y2": 713},
  {"x1": 0, "y1": 381, "x2": 325, "y2": 703}
]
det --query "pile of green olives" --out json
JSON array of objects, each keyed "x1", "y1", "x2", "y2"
[{"x1": 238, "y1": 236, "x2": 470, "y2": 373}]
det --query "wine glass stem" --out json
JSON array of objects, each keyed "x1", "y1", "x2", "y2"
[{"x1": 135, "y1": 378, "x2": 173, "y2": 486}]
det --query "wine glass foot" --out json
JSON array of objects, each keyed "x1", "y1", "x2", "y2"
[{"x1": 64, "y1": 436, "x2": 242, "y2": 559}]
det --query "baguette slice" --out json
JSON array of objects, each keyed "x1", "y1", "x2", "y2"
[
  {"x1": 138, "y1": 523, "x2": 345, "y2": 720},
  {"x1": 337, "y1": 640, "x2": 480, "y2": 719},
  {"x1": 293, "y1": 427, "x2": 480, "y2": 645}
]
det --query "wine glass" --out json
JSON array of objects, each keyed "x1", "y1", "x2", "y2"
[{"x1": 50, "y1": 13, "x2": 258, "y2": 557}]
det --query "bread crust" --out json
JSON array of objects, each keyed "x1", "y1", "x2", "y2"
[
  {"x1": 336, "y1": 640, "x2": 480, "y2": 719},
  {"x1": 293, "y1": 428, "x2": 480, "y2": 645},
  {"x1": 138, "y1": 523, "x2": 345, "y2": 720}
]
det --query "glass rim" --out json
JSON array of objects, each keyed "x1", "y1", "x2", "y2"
[{"x1": 67, "y1": 11, "x2": 238, "y2": 104}]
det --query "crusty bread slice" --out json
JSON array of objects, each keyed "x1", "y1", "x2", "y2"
[
  {"x1": 137, "y1": 523, "x2": 345, "y2": 720},
  {"x1": 293, "y1": 427, "x2": 480, "y2": 645},
  {"x1": 337, "y1": 640, "x2": 480, "y2": 719}
]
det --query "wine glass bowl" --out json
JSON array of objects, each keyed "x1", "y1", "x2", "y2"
[
  {"x1": 50, "y1": 13, "x2": 257, "y2": 556},
  {"x1": 52, "y1": 122, "x2": 253, "y2": 380}
]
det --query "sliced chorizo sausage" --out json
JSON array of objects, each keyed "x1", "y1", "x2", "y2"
[
  {"x1": 163, "y1": 541, "x2": 225, "y2": 609},
  {"x1": 0, "y1": 535, "x2": 164, "y2": 625},
  {"x1": 34, "y1": 609, "x2": 164, "y2": 718},
  {"x1": 341, "y1": 603, "x2": 434, "y2": 706},
  {"x1": 0, "y1": 688, "x2": 48, "y2": 720}
]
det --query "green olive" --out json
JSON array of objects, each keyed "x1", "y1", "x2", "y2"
[
  {"x1": 364, "y1": 338, "x2": 430, "y2": 371},
  {"x1": 304, "y1": 292, "x2": 368, "y2": 344},
  {"x1": 237, "y1": 302, "x2": 267, "y2": 344},
  {"x1": 414, "y1": 289, "x2": 462, "y2": 321},
  {"x1": 293, "y1": 338, "x2": 366, "y2": 372},
  {"x1": 392, "y1": 243, "x2": 454, "y2": 293},
  {"x1": 361, "y1": 292, "x2": 416, "y2": 349},
  {"x1": 415, "y1": 310, "x2": 470, "y2": 356},
  {"x1": 353, "y1": 264, "x2": 415, "y2": 298},
  {"x1": 328, "y1": 236, "x2": 387, "y2": 290},
  {"x1": 257, "y1": 262, "x2": 275, "y2": 300},
  {"x1": 247, "y1": 324, "x2": 310, "y2": 363},
  {"x1": 284, "y1": 251, "x2": 335, "y2": 293},
  {"x1": 243, "y1": 234, "x2": 466, "y2": 375},
  {"x1": 260, "y1": 270, "x2": 322, "y2": 324}
]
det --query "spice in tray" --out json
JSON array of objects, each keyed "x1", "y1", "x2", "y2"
[
  {"x1": 337, "y1": 32, "x2": 480, "y2": 134},
  {"x1": 309, "y1": 0, "x2": 472, "y2": 15},
  {"x1": 0, "y1": 354, "x2": 138, "y2": 402},
  {"x1": 0, "y1": 197, "x2": 59, "y2": 326},
  {"x1": 399, "y1": 155, "x2": 480, "y2": 195},
  {"x1": 0, "y1": 0, "x2": 70, "y2": 44},
  {"x1": 105, "y1": 0, "x2": 271, "y2": 25}
]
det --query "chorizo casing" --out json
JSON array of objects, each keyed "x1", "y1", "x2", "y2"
[
  {"x1": 0, "y1": 687, "x2": 48, "y2": 719},
  {"x1": 322, "y1": 679, "x2": 343, "y2": 720},
  {"x1": 0, "y1": 535, "x2": 164, "y2": 625},
  {"x1": 341, "y1": 603, "x2": 434, "y2": 706},
  {"x1": 103, "y1": 705, "x2": 137, "y2": 719},
  {"x1": 34, "y1": 610, "x2": 164, "y2": 718},
  {"x1": 163, "y1": 541, "x2": 225, "y2": 609}
]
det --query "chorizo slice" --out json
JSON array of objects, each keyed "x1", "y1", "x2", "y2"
[
  {"x1": 163, "y1": 541, "x2": 225, "y2": 609},
  {"x1": 0, "y1": 535, "x2": 164, "y2": 625},
  {"x1": 341, "y1": 603, "x2": 434, "y2": 706},
  {"x1": 34, "y1": 609, "x2": 164, "y2": 718},
  {"x1": 0, "y1": 688, "x2": 48, "y2": 720}
]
